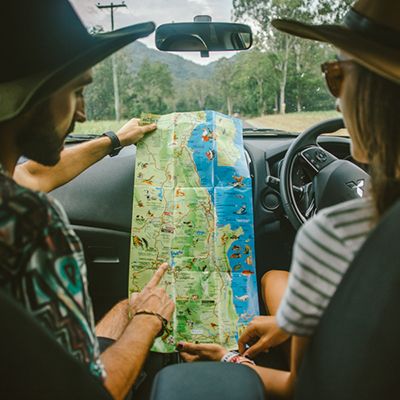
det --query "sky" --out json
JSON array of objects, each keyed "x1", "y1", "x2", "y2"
[{"x1": 70, "y1": 0, "x2": 247, "y2": 65}]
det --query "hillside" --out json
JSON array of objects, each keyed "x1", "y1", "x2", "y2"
[{"x1": 123, "y1": 41, "x2": 226, "y2": 81}]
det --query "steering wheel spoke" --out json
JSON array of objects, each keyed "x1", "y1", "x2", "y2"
[
  {"x1": 300, "y1": 146, "x2": 337, "y2": 173},
  {"x1": 279, "y1": 118, "x2": 370, "y2": 230},
  {"x1": 296, "y1": 182, "x2": 316, "y2": 220},
  {"x1": 304, "y1": 197, "x2": 316, "y2": 219}
]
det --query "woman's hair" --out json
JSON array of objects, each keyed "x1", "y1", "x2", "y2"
[{"x1": 349, "y1": 63, "x2": 400, "y2": 219}]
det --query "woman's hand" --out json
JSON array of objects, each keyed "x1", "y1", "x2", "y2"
[
  {"x1": 177, "y1": 342, "x2": 228, "y2": 362},
  {"x1": 116, "y1": 118, "x2": 157, "y2": 146},
  {"x1": 238, "y1": 315, "x2": 290, "y2": 358}
]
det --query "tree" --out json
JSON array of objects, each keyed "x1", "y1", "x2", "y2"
[
  {"x1": 125, "y1": 59, "x2": 174, "y2": 116},
  {"x1": 233, "y1": 0, "x2": 353, "y2": 113},
  {"x1": 212, "y1": 58, "x2": 237, "y2": 115},
  {"x1": 231, "y1": 50, "x2": 278, "y2": 115},
  {"x1": 84, "y1": 48, "x2": 134, "y2": 120},
  {"x1": 173, "y1": 79, "x2": 214, "y2": 112},
  {"x1": 84, "y1": 57, "x2": 114, "y2": 120}
]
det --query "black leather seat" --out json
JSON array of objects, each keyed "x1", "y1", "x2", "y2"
[
  {"x1": 0, "y1": 289, "x2": 112, "y2": 400},
  {"x1": 296, "y1": 200, "x2": 400, "y2": 399},
  {"x1": 150, "y1": 362, "x2": 265, "y2": 400},
  {"x1": 0, "y1": 287, "x2": 265, "y2": 400}
]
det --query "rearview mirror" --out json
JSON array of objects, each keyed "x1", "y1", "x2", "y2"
[{"x1": 155, "y1": 18, "x2": 252, "y2": 57}]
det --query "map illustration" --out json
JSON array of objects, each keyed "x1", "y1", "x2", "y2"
[{"x1": 129, "y1": 111, "x2": 259, "y2": 353}]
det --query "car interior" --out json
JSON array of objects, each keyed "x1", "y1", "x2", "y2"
[
  {"x1": 3, "y1": 4, "x2": 397, "y2": 399},
  {"x1": 44, "y1": 110, "x2": 396, "y2": 400},
  {"x1": 52, "y1": 118, "x2": 368, "y2": 321}
]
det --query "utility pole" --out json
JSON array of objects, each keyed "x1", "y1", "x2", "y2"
[{"x1": 97, "y1": 1, "x2": 127, "y2": 121}]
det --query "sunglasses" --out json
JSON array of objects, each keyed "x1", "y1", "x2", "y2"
[{"x1": 321, "y1": 60, "x2": 353, "y2": 98}]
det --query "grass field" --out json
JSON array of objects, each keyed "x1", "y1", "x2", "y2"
[
  {"x1": 247, "y1": 110, "x2": 343, "y2": 132},
  {"x1": 72, "y1": 110, "x2": 347, "y2": 136}
]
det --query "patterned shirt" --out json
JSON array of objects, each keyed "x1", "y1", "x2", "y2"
[
  {"x1": 0, "y1": 164, "x2": 105, "y2": 379},
  {"x1": 277, "y1": 197, "x2": 374, "y2": 336}
]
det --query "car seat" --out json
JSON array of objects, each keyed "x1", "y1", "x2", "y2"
[
  {"x1": 295, "y1": 199, "x2": 400, "y2": 399},
  {"x1": 150, "y1": 361, "x2": 265, "y2": 400},
  {"x1": 0, "y1": 288, "x2": 265, "y2": 400},
  {"x1": 0, "y1": 289, "x2": 112, "y2": 399}
]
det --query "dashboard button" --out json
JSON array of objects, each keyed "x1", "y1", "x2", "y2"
[{"x1": 263, "y1": 192, "x2": 280, "y2": 211}]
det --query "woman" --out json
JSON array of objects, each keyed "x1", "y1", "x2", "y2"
[{"x1": 178, "y1": 0, "x2": 400, "y2": 397}]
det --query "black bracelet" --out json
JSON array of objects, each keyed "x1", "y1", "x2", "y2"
[
  {"x1": 133, "y1": 310, "x2": 169, "y2": 338},
  {"x1": 102, "y1": 131, "x2": 123, "y2": 157}
]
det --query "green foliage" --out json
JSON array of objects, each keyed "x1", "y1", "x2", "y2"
[
  {"x1": 232, "y1": 0, "x2": 352, "y2": 113},
  {"x1": 124, "y1": 59, "x2": 174, "y2": 116},
  {"x1": 85, "y1": 57, "x2": 114, "y2": 120},
  {"x1": 231, "y1": 50, "x2": 279, "y2": 115},
  {"x1": 84, "y1": 0, "x2": 353, "y2": 120}
]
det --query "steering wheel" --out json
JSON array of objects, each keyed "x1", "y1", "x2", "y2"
[{"x1": 280, "y1": 118, "x2": 370, "y2": 230}]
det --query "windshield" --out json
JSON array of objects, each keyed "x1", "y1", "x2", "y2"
[{"x1": 70, "y1": 0, "x2": 351, "y2": 137}]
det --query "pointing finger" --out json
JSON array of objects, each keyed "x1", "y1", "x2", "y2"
[{"x1": 146, "y1": 263, "x2": 169, "y2": 289}]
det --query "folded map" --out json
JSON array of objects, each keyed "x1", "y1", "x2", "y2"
[{"x1": 129, "y1": 111, "x2": 259, "y2": 353}]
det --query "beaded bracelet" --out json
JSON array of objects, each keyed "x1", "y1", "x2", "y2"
[
  {"x1": 132, "y1": 310, "x2": 169, "y2": 338},
  {"x1": 221, "y1": 351, "x2": 255, "y2": 365}
]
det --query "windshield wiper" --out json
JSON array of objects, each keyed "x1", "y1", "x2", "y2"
[{"x1": 243, "y1": 128, "x2": 299, "y2": 137}]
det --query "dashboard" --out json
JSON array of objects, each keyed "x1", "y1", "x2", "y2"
[{"x1": 51, "y1": 133, "x2": 354, "y2": 318}]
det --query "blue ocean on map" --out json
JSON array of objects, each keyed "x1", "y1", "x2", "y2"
[{"x1": 187, "y1": 110, "x2": 259, "y2": 336}]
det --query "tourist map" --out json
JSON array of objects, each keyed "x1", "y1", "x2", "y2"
[{"x1": 129, "y1": 111, "x2": 259, "y2": 353}]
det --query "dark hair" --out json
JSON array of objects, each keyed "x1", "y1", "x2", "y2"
[{"x1": 350, "y1": 63, "x2": 400, "y2": 219}]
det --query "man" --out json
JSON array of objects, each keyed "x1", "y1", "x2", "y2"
[
  {"x1": 14, "y1": 78, "x2": 152, "y2": 193},
  {"x1": 0, "y1": 2, "x2": 174, "y2": 399}
]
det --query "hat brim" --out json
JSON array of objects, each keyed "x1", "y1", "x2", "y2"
[
  {"x1": 272, "y1": 19, "x2": 400, "y2": 85},
  {"x1": 0, "y1": 21, "x2": 155, "y2": 122}
]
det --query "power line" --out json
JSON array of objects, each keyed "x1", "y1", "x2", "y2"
[{"x1": 97, "y1": 1, "x2": 127, "y2": 120}]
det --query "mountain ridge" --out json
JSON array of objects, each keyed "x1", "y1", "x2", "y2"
[{"x1": 124, "y1": 41, "x2": 231, "y2": 81}]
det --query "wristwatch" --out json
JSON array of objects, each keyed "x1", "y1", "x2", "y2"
[{"x1": 102, "y1": 131, "x2": 123, "y2": 157}]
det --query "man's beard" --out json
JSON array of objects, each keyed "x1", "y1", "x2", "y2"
[
  {"x1": 16, "y1": 100, "x2": 66, "y2": 166},
  {"x1": 67, "y1": 119, "x2": 76, "y2": 134}
]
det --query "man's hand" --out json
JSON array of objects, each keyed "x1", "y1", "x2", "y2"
[
  {"x1": 13, "y1": 118, "x2": 156, "y2": 193},
  {"x1": 129, "y1": 263, "x2": 175, "y2": 331},
  {"x1": 100, "y1": 263, "x2": 174, "y2": 400},
  {"x1": 116, "y1": 118, "x2": 157, "y2": 146},
  {"x1": 177, "y1": 342, "x2": 228, "y2": 362},
  {"x1": 238, "y1": 315, "x2": 290, "y2": 358},
  {"x1": 95, "y1": 264, "x2": 174, "y2": 342},
  {"x1": 95, "y1": 299, "x2": 130, "y2": 340}
]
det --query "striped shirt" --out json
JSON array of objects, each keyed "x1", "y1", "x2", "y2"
[{"x1": 276, "y1": 197, "x2": 374, "y2": 336}]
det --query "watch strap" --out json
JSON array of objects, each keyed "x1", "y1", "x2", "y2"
[{"x1": 102, "y1": 131, "x2": 122, "y2": 157}]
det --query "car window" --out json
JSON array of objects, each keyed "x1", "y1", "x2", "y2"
[{"x1": 70, "y1": 0, "x2": 352, "y2": 136}]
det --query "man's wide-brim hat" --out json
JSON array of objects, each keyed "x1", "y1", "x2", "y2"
[
  {"x1": 272, "y1": 0, "x2": 400, "y2": 84},
  {"x1": 0, "y1": 0, "x2": 155, "y2": 122}
]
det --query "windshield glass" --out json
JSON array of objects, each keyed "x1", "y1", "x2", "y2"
[{"x1": 70, "y1": 0, "x2": 351, "y2": 137}]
